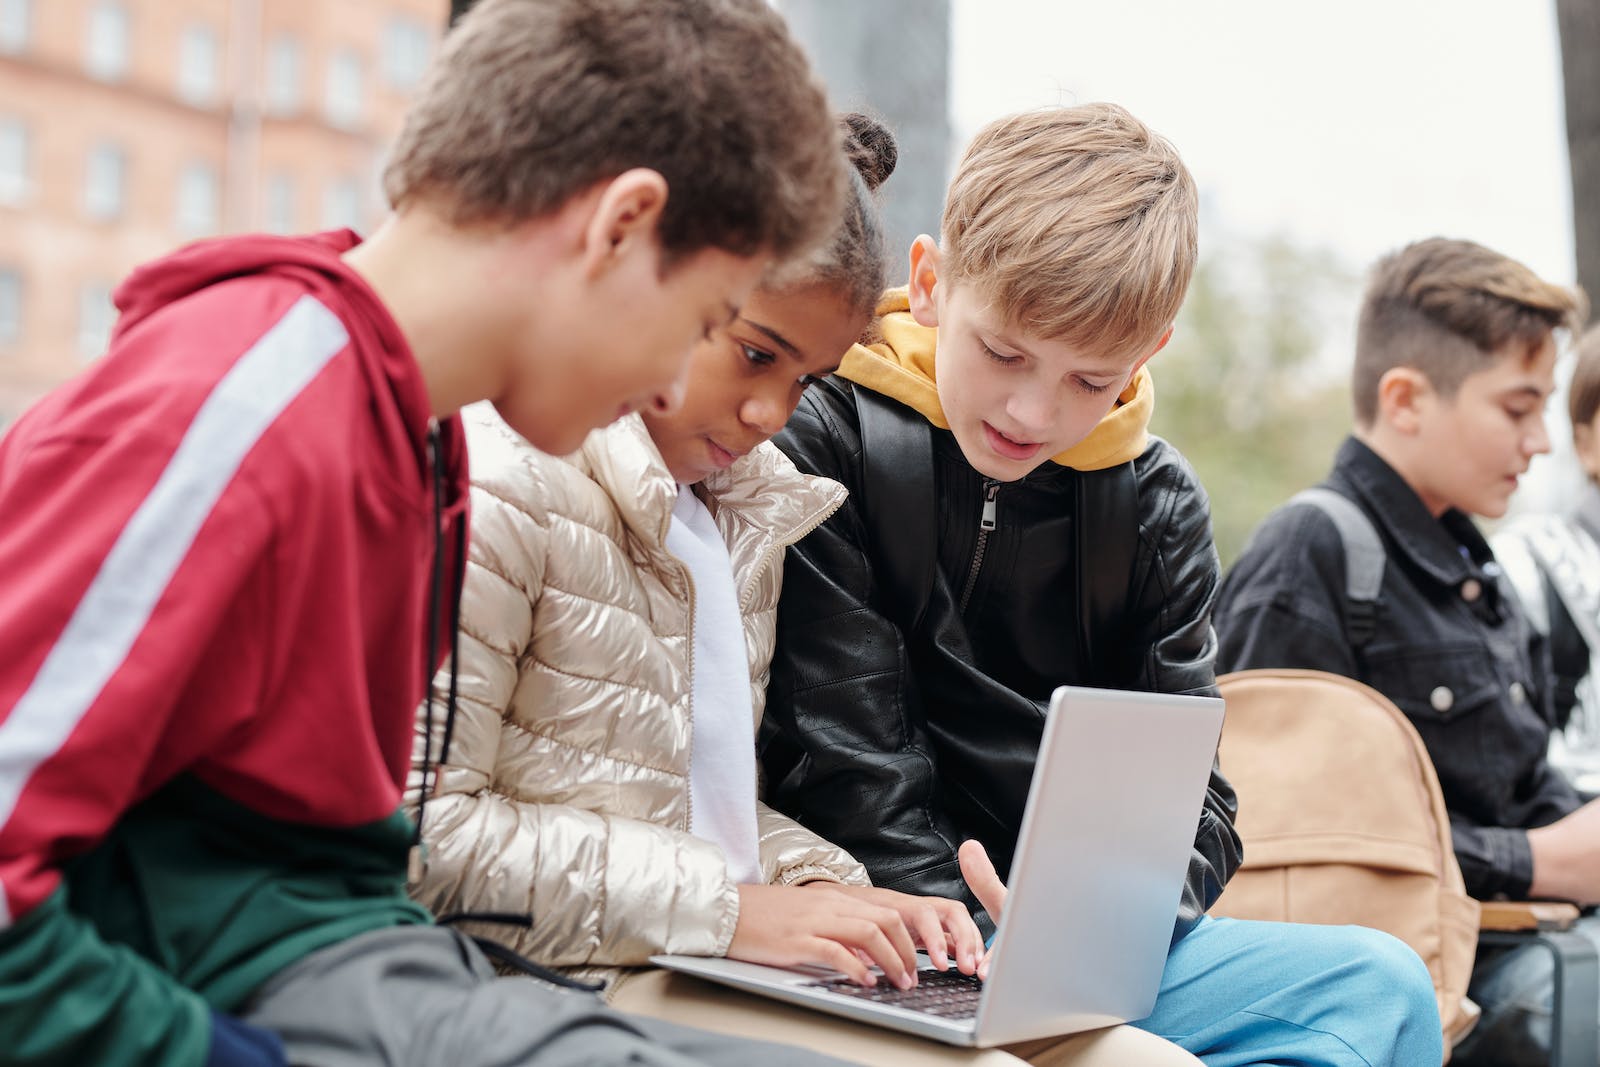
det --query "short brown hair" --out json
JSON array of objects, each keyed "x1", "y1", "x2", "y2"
[
  {"x1": 384, "y1": 0, "x2": 844, "y2": 262},
  {"x1": 1352, "y1": 238, "x2": 1586, "y2": 426},
  {"x1": 1570, "y1": 324, "x2": 1600, "y2": 433},
  {"x1": 939, "y1": 103, "x2": 1198, "y2": 359}
]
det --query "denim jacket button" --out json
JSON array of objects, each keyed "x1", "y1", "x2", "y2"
[
  {"x1": 1430, "y1": 685, "x2": 1455, "y2": 713},
  {"x1": 1460, "y1": 579, "x2": 1483, "y2": 602}
]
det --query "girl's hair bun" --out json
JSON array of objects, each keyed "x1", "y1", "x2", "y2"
[{"x1": 840, "y1": 112, "x2": 897, "y2": 193}]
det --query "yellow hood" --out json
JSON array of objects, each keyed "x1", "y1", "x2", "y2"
[{"x1": 836, "y1": 288, "x2": 1153, "y2": 471}]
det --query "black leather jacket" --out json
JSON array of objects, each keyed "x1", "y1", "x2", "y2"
[{"x1": 759, "y1": 378, "x2": 1242, "y2": 941}]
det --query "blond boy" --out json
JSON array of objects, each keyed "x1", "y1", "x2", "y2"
[{"x1": 760, "y1": 104, "x2": 1443, "y2": 1066}]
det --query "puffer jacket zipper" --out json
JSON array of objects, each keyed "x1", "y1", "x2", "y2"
[
  {"x1": 958, "y1": 479, "x2": 1000, "y2": 615},
  {"x1": 676, "y1": 553, "x2": 697, "y2": 833},
  {"x1": 736, "y1": 488, "x2": 847, "y2": 614}
]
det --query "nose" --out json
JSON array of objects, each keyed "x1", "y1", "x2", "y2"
[
  {"x1": 739, "y1": 386, "x2": 789, "y2": 439},
  {"x1": 649, "y1": 370, "x2": 690, "y2": 417},
  {"x1": 1004, "y1": 387, "x2": 1058, "y2": 436},
  {"x1": 1527, "y1": 412, "x2": 1552, "y2": 457}
]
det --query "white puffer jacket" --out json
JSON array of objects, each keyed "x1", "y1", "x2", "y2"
[{"x1": 405, "y1": 404, "x2": 865, "y2": 991}]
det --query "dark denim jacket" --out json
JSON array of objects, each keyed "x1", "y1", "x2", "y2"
[{"x1": 1214, "y1": 437, "x2": 1581, "y2": 900}]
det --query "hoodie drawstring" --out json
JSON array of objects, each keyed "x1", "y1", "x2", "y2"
[
  {"x1": 410, "y1": 422, "x2": 606, "y2": 996},
  {"x1": 411, "y1": 421, "x2": 461, "y2": 885}
]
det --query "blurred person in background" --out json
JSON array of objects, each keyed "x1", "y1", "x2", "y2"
[{"x1": 1495, "y1": 323, "x2": 1600, "y2": 797}]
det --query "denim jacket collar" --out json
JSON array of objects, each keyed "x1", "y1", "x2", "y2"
[{"x1": 1327, "y1": 436, "x2": 1498, "y2": 594}]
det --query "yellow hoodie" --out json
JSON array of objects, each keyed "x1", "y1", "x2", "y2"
[{"x1": 836, "y1": 288, "x2": 1154, "y2": 471}]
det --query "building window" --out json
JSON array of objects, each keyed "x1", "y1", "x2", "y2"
[
  {"x1": 83, "y1": 142, "x2": 126, "y2": 221},
  {"x1": 0, "y1": 268, "x2": 20, "y2": 347},
  {"x1": 382, "y1": 17, "x2": 430, "y2": 91},
  {"x1": 320, "y1": 176, "x2": 361, "y2": 231},
  {"x1": 264, "y1": 33, "x2": 301, "y2": 115},
  {"x1": 324, "y1": 49, "x2": 363, "y2": 129},
  {"x1": 85, "y1": 0, "x2": 130, "y2": 82},
  {"x1": 178, "y1": 24, "x2": 219, "y2": 106},
  {"x1": 263, "y1": 172, "x2": 295, "y2": 234},
  {"x1": 0, "y1": 0, "x2": 31, "y2": 55},
  {"x1": 175, "y1": 162, "x2": 219, "y2": 237},
  {"x1": 77, "y1": 282, "x2": 115, "y2": 362},
  {"x1": 0, "y1": 118, "x2": 27, "y2": 204}
]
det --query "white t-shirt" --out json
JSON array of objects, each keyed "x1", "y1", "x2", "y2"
[{"x1": 663, "y1": 485, "x2": 762, "y2": 885}]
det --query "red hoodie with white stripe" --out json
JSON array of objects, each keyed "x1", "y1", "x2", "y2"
[{"x1": 0, "y1": 231, "x2": 468, "y2": 1066}]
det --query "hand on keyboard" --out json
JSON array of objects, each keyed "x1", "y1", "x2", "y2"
[
  {"x1": 730, "y1": 883, "x2": 921, "y2": 989},
  {"x1": 800, "y1": 882, "x2": 984, "y2": 977}
]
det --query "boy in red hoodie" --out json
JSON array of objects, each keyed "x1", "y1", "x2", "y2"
[{"x1": 0, "y1": 2, "x2": 856, "y2": 1066}]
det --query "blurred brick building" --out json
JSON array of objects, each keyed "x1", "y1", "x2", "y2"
[{"x1": 0, "y1": 0, "x2": 448, "y2": 424}]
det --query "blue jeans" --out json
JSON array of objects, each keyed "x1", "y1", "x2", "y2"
[{"x1": 1132, "y1": 917, "x2": 1443, "y2": 1067}]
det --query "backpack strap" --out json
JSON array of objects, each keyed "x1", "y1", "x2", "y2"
[
  {"x1": 1523, "y1": 534, "x2": 1600, "y2": 657},
  {"x1": 1286, "y1": 487, "x2": 1386, "y2": 648},
  {"x1": 855, "y1": 383, "x2": 1141, "y2": 670},
  {"x1": 1075, "y1": 462, "x2": 1139, "y2": 684},
  {"x1": 1520, "y1": 534, "x2": 1600, "y2": 722},
  {"x1": 854, "y1": 386, "x2": 937, "y2": 634}
]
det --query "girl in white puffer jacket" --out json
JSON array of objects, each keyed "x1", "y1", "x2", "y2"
[{"x1": 404, "y1": 115, "x2": 1187, "y2": 1067}]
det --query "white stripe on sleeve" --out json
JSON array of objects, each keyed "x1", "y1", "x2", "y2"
[{"x1": 0, "y1": 295, "x2": 350, "y2": 925}]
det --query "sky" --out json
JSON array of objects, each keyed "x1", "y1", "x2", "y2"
[
  {"x1": 945, "y1": 0, "x2": 1582, "y2": 506},
  {"x1": 949, "y1": 0, "x2": 1573, "y2": 285}
]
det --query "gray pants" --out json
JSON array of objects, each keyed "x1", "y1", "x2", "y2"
[
  {"x1": 241, "y1": 926, "x2": 856, "y2": 1067},
  {"x1": 1450, "y1": 914, "x2": 1600, "y2": 1067}
]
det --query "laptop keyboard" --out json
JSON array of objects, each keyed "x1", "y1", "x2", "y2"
[{"x1": 807, "y1": 968, "x2": 985, "y2": 1020}]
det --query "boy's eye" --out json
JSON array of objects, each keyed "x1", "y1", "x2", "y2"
[
  {"x1": 740, "y1": 343, "x2": 776, "y2": 368},
  {"x1": 1074, "y1": 377, "x2": 1113, "y2": 396},
  {"x1": 981, "y1": 342, "x2": 1021, "y2": 366}
]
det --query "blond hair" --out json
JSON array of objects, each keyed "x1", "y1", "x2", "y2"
[
  {"x1": 384, "y1": 0, "x2": 843, "y2": 262},
  {"x1": 1352, "y1": 238, "x2": 1587, "y2": 427},
  {"x1": 940, "y1": 103, "x2": 1198, "y2": 358}
]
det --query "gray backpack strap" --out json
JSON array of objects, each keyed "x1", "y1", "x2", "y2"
[
  {"x1": 1522, "y1": 529, "x2": 1600, "y2": 659},
  {"x1": 1286, "y1": 487, "x2": 1386, "y2": 648}
]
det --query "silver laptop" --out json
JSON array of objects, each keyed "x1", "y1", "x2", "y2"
[{"x1": 652, "y1": 685, "x2": 1225, "y2": 1047}]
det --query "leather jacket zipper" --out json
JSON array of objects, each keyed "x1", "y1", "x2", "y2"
[{"x1": 958, "y1": 479, "x2": 1000, "y2": 615}]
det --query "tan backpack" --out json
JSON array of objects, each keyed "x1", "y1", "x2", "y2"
[{"x1": 1209, "y1": 669, "x2": 1481, "y2": 1050}]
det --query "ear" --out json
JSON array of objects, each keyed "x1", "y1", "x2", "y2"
[
  {"x1": 1149, "y1": 324, "x2": 1175, "y2": 356},
  {"x1": 1374, "y1": 366, "x2": 1432, "y2": 435},
  {"x1": 1128, "y1": 324, "x2": 1176, "y2": 376},
  {"x1": 906, "y1": 235, "x2": 942, "y2": 328},
  {"x1": 580, "y1": 169, "x2": 670, "y2": 278}
]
